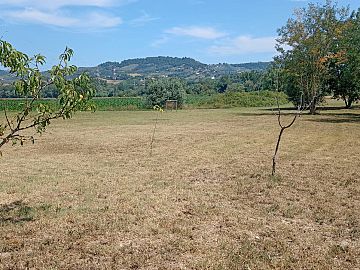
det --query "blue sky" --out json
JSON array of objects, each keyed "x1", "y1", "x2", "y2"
[{"x1": 0, "y1": 0, "x2": 359, "y2": 68}]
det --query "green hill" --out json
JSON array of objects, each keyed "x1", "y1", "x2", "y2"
[
  {"x1": 0, "y1": 56, "x2": 271, "y2": 83},
  {"x1": 82, "y1": 57, "x2": 271, "y2": 81}
]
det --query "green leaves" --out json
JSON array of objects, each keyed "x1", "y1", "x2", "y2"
[
  {"x1": 145, "y1": 77, "x2": 185, "y2": 108},
  {"x1": 34, "y1": 54, "x2": 46, "y2": 66},
  {"x1": 0, "y1": 41, "x2": 30, "y2": 75},
  {"x1": 275, "y1": 1, "x2": 353, "y2": 111},
  {"x1": 62, "y1": 47, "x2": 73, "y2": 58},
  {"x1": 0, "y1": 39, "x2": 95, "y2": 151}
]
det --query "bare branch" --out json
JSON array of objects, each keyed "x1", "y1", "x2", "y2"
[{"x1": 272, "y1": 89, "x2": 307, "y2": 176}]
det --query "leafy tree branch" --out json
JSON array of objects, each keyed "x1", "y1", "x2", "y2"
[{"x1": 0, "y1": 40, "x2": 95, "y2": 154}]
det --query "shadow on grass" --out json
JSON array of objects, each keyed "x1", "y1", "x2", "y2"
[
  {"x1": 232, "y1": 105, "x2": 360, "y2": 120},
  {"x1": 305, "y1": 114, "x2": 360, "y2": 124},
  {"x1": 232, "y1": 107, "x2": 297, "y2": 117},
  {"x1": 0, "y1": 200, "x2": 34, "y2": 224},
  {"x1": 233, "y1": 108, "x2": 303, "y2": 117}
]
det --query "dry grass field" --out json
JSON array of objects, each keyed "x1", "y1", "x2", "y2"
[{"x1": 0, "y1": 105, "x2": 359, "y2": 269}]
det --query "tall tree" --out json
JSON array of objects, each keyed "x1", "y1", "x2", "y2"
[
  {"x1": 276, "y1": 0, "x2": 350, "y2": 114},
  {"x1": 329, "y1": 9, "x2": 360, "y2": 108}
]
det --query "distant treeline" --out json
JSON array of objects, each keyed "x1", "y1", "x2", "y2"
[
  {"x1": 0, "y1": 69, "x2": 273, "y2": 98},
  {"x1": 98, "y1": 56, "x2": 206, "y2": 71},
  {"x1": 93, "y1": 70, "x2": 274, "y2": 98}
]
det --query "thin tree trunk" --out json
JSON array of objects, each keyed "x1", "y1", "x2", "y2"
[
  {"x1": 309, "y1": 99, "x2": 317, "y2": 115},
  {"x1": 149, "y1": 111, "x2": 159, "y2": 156},
  {"x1": 272, "y1": 127, "x2": 285, "y2": 176},
  {"x1": 346, "y1": 98, "x2": 353, "y2": 109}
]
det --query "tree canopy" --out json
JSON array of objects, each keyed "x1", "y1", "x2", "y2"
[
  {"x1": 274, "y1": 0, "x2": 359, "y2": 112},
  {"x1": 145, "y1": 77, "x2": 186, "y2": 108}
]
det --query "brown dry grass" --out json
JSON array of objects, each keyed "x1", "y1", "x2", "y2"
[{"x1": 0, "y1": 106, "x2": 359, "y2": 269}]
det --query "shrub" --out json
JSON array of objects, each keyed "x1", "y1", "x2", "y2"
[{"x1": 145, "y1": 78, "x2": 186, "y2": 108}]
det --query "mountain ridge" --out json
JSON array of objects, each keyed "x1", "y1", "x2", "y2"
[
  {"x1": 82, "y1": 56, "x2": 271, "y2": 81},
  {"x1": 1, "y1": 56, "x2": 271, "y2": 83}
]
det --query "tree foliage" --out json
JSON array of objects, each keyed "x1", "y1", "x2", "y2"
[
  {"x1": 0, "y1": 40, "x2": 94, "y2": 153},
  {"x1": 145, "y1": 77, "x2": 186, "y2": 108},
  {"x1": 328, "y1": 9, "x2": 360, "y2": 108},
  {"x1": 275, "y1": 0, "x2": 351, "y2": 113}
]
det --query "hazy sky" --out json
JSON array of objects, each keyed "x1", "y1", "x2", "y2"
[{"x1": 0, "y1": 0, "x2": 358, "y2": 68}]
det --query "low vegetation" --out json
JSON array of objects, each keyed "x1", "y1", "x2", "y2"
[
  {"x1": 185, "y1": 91, "x2": 289, "y2": 109},
  {"x1": 91, "y1": 97, "x2": 146, "y2": 111},
  {"x1": 0, "y1": 99, "x2": 59, "y2": 112},
  {"x1": 0, "y1": 91, "x2": 290, "y2": 112},
  {"x1": 0, "y1": 98, "x2": 145, "y2": 112}
]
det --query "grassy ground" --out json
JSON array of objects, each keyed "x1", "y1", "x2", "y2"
[{"x1": 0, "y1": 104, "x2": 359, "y2": 269}]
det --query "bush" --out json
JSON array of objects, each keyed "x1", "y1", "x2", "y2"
[{"x1": 145, "y1": 78, "x2": 186, "y2": 108}]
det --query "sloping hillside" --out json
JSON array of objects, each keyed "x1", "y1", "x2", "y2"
[
  {"x1": 82, "y1": 57, "x2": 270, "y2": 80},
  {"x1": 0, "y1": 56, "x2": 271, "y2": 83}
]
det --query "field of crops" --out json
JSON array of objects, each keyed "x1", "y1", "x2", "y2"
[
  {"x1": 0, "y1": 97, "x2": 146, "y2": 111},
  {"x1": 0, "y1": 99, "x2": 59, "y2": 112},
  {"x1": 92, "y1": 97, "x2": 146, "y2": 111},
  {"x1": 0, "y1": 92, "x2": 290, "y2": 112}
]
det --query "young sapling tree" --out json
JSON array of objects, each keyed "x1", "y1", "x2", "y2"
[
  {"x1": 149, "y1": 105, "x2": 163, "y2": 156},
  {"x1": 272, "y1": 93, "x2": 317, "y2": 176}
]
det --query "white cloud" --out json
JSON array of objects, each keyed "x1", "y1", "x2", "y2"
[
  {"x1": 165, "y1": 26, "x2": 227, "y2": 40},
  {"x1": 129, "y1": 11, "x2": 159, "y2": 27},
  {"x1": 151, "y1": 36, "x2": 170, "y2": 47},
  {"x1": 6, "y1": 8, "x2": 77, "y2": 27},
  {"x1": 0, "y1": 0, "x2": 134, "y2": 10},
  {"x1": 209, "y1": 36, "x2": 277, "y2": 55},
  {"x1": 87, "y1": 12, "x2": 122, "y2": 28},
  {"x1": 4, "y1": 8, "x2": 122, "y2": 28},
  {"x1": 0, "y1": 0, "x2": 127, "y2": 29}
]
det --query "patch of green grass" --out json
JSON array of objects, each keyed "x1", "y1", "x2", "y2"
[
  {"x1": 93, "y1": 97, "x2": 146, "y2": 111},
  {"x1": 185, "y1": 91, "x2": 289, "y2": 108},
  {"x1": 0, "y1": 201, "x2": 34, "y2": 223},
  {"x1": 0, "y1": 92, "x2": 289, "y2": 112},
  {"x1": 0, "y1": 99, "x2": 59, "y2": 111}
]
